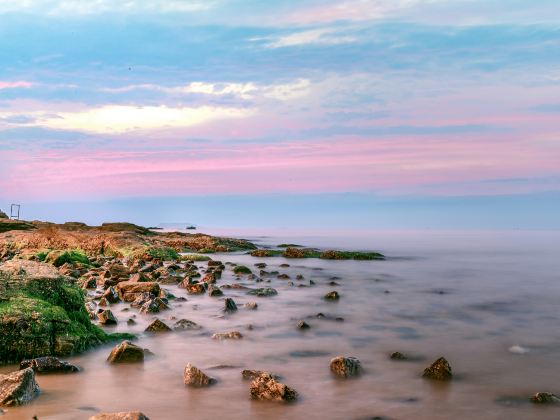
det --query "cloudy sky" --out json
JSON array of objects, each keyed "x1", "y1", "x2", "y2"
[{"x1": 0, "y1": 0, "x2": 559, "y2": 229}]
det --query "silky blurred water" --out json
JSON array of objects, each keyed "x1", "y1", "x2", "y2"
[{"x1": 2, "y1": 230, "x2": 560, "y2": 420}]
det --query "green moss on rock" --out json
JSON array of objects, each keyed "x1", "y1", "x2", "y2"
[
  {"x1": 146, "y1": 247, "x2": 179, "y2": 261},
  {"x1": 233, "y1": 265, "x2": 252, "y2": 274}
]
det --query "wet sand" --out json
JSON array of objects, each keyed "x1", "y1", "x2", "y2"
[{"x1": 2, "y1": 230, "x2": 560, "y2": 419}]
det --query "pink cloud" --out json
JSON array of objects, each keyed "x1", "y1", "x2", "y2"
[{"x1": 0, "y1": 81, "x2": 32, "y2": 90}]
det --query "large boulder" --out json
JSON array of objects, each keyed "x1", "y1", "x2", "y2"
[
  {"x1": 250, "y1": 373, "x2": 297, "y2": 402},
  {"x1": 330, "y1": 356, "x2": 361, "y2": 378},
  {"x1": 0, "y1": 260, "x2": 113, "y2": 363},
  {"x1": 183, "y1": 363, "x2": 216, "y2": 387},
  {"x1": 0, "y1": 368, "x2": 40, "y2": 406},
  {"x1": 20, "y1": 356, "x2": 79, "y2": 373},
  {"x1": 107, "y1": 341, "x2": 144, "y2": 363},
  {"x1": 89, "y1": 412, "x2": 150, "y2": 420}
]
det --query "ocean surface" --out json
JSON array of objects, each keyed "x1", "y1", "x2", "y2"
[{"x1": 2, "y1": 229, "x2": 560, "y2": 419}]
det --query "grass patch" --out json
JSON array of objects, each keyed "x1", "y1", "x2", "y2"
[
  {"x1": 250, "y1": 249, "x2": 284, "y2": 257},
  {"x1": 147, "y1": 247, "x2": 179, "y2": 261},
  {"x1": 52, "y1": 250, "x2": 91, "y2": 267}
]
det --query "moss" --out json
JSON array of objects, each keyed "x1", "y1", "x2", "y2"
[
  {"x1": 233, "y1": 265, "x2": 252, "y2": 274},
  {"x1": 180, "y1": 253, "x2": 211, "y2": 262},
  {"x1": 198, "y1": 248, "x2": 215, "y2": 254},
  {"x1": 36, "y1": 251, "x2": 48, "y2": 262},
  {"x1": 52, "y1": 250, "x2": 91, "y2": 267},
  {"x1": 0, "y1": 274, "x2": 133, "y2": 364},
  {"x1": 320, "y1": 250, "x2": 385, "y2": 260},
  {"x1": 283, "y1": 247, "x2": 322, "y2": 259},
  {"x1": 147, "y1": 247, "x2": 179, "y2": 261},
  {"x1": 250, "y1": 249, "x2": 283, "y2": 257}
]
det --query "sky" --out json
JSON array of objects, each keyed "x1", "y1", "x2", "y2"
[{"x1": 0, "y1": 0, "x2": 559, "y2": 229}]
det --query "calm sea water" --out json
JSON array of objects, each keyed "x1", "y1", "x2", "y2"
[{"x1": 2, "y1": 230, "x2": 560, "y2": 419}]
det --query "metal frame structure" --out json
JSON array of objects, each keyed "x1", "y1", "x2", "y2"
[{"x1": 10, "y1": 204, "x2": 20, "y2": 220}]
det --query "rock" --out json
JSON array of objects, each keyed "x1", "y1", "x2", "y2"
[
  {"x1": 184, "y1": 282, "x2": 206, "y2": 295},
  {"x1": 108, "y1": 263, "x2": 129, "y2": 279},
  {"x1": 422, "y1": 357, "x2": 452, "y2": 381},
  {"x1": 183, "y1": 363, "x2": 216, "y2": 387},
  {"x1": 390, "y1": 352, "x2": 408, "y2": 360},
  {"x1": 297, "y1": 320, "x2": 310, "y2": 330},
  {"x1": 233, "y1": 265, "x2": 252, "y2": 275},
  {"x1": 116, "y1": 281, "x2": 160, "y2": 302},
  {"x1": 530, "y1": 392, "x2": 560, "y2": 404},
  {"x1": 250, "y1": 373, "x2": 298, "y2": 402},
  {"x1": 145, "y1": 319, "x2": 172, "y2": 333},
  {"x1": 98, "y1": 309, "x2": 117, "y2": 325},
  {"x1": 201, "y1": 273, "x2": 216, "y2": 284},
  {"x1": 247, "y1": 287, "x2": 278, "y2": 297},
  {"x1": 224, "y1": 298, "x2": 238, "y2": 312},
  {"x1": 242, "y1": 369, "x2": 281, "y2": 380},
  {"x1": 207, "y1": 260, "x2": 222, "y2": 267},
  {"x1": 244, "y1": 302, "x2": 258, "y2": 310},
  {"x1": 277, "y1": 274, "x2": 290, "y2": 280},
  {"x1": 103, "y1": 287, "x2": 120, "y2": 304},
  {"x1": 324, "y1": 291, "x2": 340, "y2": 300},
  {"x1": 131, "y1": 293, "x2": 169, "y2": 314},
  {"x1": 127, "y1": 318, "x2": 136, "y2": 325},
  {"x1": 129, "y1": 273, "x2": 150, "y2": 282},
  {"x1": 20, "y1": 356, "x2": 79, "y2": 373},
  {"x1": 207, "y1": 284, "x2": 223, "y2": 297},
  {"x1": 254, "y1": 263, "x2": 267, "y2": 269},
  {"x1": 0, "y1": 368, "x2": 40, "y2": 406},
  {"x1": 89, "y1": 412, "x2": 150, "y2": 420},
  {"x1": 173, "y1": 319, "x2": 201, "y2": 330},
  {"x1": 330, "y1": 356, "x2": 361, "y2": 378},
  {"x1": 107, "y1": 341, "x2": 144, "y2": 363},
  {"x1": 212, "y1": 331, "x2": 243, "y2": 340}
]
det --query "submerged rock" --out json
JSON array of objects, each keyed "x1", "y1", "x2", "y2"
[
  {"x1": 530, "y1": 392, "x2": 560, "y2": 404},
  {"x1": 183, "y1": 363, "x2": 216, "y2": 387},
  {"x1": 0, "y1": 368, "x2": 40, "y2": 406},
  {"x1": 244, "y1": 302, "x2": 258, "y2": 310},
  {"x1": 330, "y1": 356, "x2": 361, "y2": 378},
  {"x1": 89, "y1": 412, "x2": 150, "y2": 420},
  {"x1": 107, "y1": 341, "x2": 144, "y2": 363},
  {"x1": 224, "y1": 298, "x2": 238, "y2": 312},
  {"x1": 212, "y1": 331, "x2": 243, "y2": 340},
  {"x1": 173, "y1": 319, "x2": 201, "y2": 330},
  {"x1": 297, "y1": 320, "x2": 310, "y2": 330},
  {"x1": 20, "y1": 356, "x2": 79, "y2": 374},
  {"x1": 422, "y1": 357, "x2": 452, "y2": 381},
  {"x1": 250, "y1": 373, "x2": 297, "y2": 402},
  {"x1": 145, "y1": 319, "x2": 172, "y2": 333},
  {"x1": 390, "y1": 352, "x2": 408, "y2": 361},
  {"x1": 324, "y1": 291, "x2": 340, "y2": 300},
  {"x1": 247, "y1": 287, "x2": 278, "y2": 297}
]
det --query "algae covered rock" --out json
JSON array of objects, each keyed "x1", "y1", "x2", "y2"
[
  {"x1": 183, "y1": 363, "x2": 216, "y2": 387},
  {"x1": 107, "y1": 341, "x2": 144, "y2": 363},
  {"x1": 530, "y1": 392, "x2": 560, "y2": 404},
  {"x1": 212, "y1": 331, "x2": 243, "y2": 340},
  {"x1": 422, "y1": 357, "x2": 452, "y2": 381},
  {"x1": 330, "y1": 356, "x2": 361, "y2": 378},
  {"x1": 247, "y1": 287, "x2": 278, "y2": 297},
  {"x1": 0, "y1": 368, "x2": 40, "y2": 406},
  {"x1": 0, "y1": 260, "x2": 119, "y2": 363},
  {"x1": 89, "y1": 411, "x2": 150, "y2": 420},
  {"x1": 20, "y1": 356, "x2": 79, "y2": 373},
  {"x1": 250, "y1": 373, "x2": 298, "y2": 402}
]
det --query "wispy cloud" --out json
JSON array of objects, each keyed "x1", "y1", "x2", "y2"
[
  {"x1": 0, "y1": 81, "x2": 32, "y2": 90},
  {"x1": 252, "y1": 28, "x2": 358, "y2": 49}
]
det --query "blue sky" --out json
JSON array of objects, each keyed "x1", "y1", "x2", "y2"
[{"x1": 0, "y1": 0, "x2": 559, "y2": 229}]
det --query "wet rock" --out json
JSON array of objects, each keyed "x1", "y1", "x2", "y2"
[
  {"x1": 212, "y1": 331, "x2": 243, "y2": 340},
  {"x1": 224, "y1": 298, "x2": 238, "y2": 312},
  {"x1": 390, "y1": 352, "x2": 408, "y2": 360},
  {"x1": 296, "y1": 274, "x2": 304, "y2": 280},
  {"x1": 183, "y1": 363, "x2": 216, "y2": 387},
  {"x1": 127, "y1": 318, "x2": 136, "y2": 325},
  {"x1": 185, "y1": 282, "x2": 206, "y2": 295},
  {"x1": 116, "y1": 281, "x2": 161, "y2": 302},
  {"x1": 250, "y1": 373, "x2": 298, "y2": 402},
  {"x1": 247, "y1": 287, "x2": 278, "y2": 297},
  {"x1": 20, "y1": 356, "x2": 79, "y2": 374},
  {"x1": 97, "y1": 309, "x2": 117, "y2": 325},
  {"x1": 330, "y1": 356, "x2": 362, "y2": 378},
  {"x1": 328, "y1": 281, "x2": 340, "y2": 286},
  {"x1": 297, "y1": 320, "x2": 310, "y2": 330},
  {"x1": 131, "y1": 293, "x2": 169, "y2": 314},
  {"x1": 102, "y1": 287, "x2": 120, "y2": 304},
  {"x1": 145, "y1": 319, "x2": 172, "y2": 333},
  {"x1": 279, "y1": 264, "x2": 290, "y2": 267},
  {"x1": 244, "y1": 302, "x2": 258, "y2": 310},
  {"x1": 89, "y1": 412, "x2": 150, "y2": 420},
  {"x1": 277, "y1": 274, "x2": 290, "y2": 280},
  {"x1": 254, "y1": 263, "x2": 267, "y2": 269},
  {"x1": 207, "y1": 260, "x2": 223, "y2": 267},
  {"x1": 129, "y1": 273, "x2": 150, "y2": 283},
  {"x1": 324, "y1": 291, "x2": 340, "y2": 300},
  {"x1": 233, "y1": 265, "x2": 252, "y2": 275},
  {"x1": 422, "y1": 357, "x2": 452, "y2": 381},
  {"x1": 0, "y1": 368, "x2": 40, "y2": 406},
  {"x1": 173, "y1": 319, "x2": 202, "y2": 330},
  {"x1": 201, "y1": 273, "x2": 216, "y2": 284},
  {"x1": 207, "y1": 284, "x2": 223, "y2": 297},
  {"x1": 107, "y1": 341, "x2": 144, "y2": 363},
  {"x1": 530, "y1": 392, "x2": 560, "y2": 404}
]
